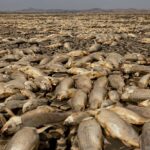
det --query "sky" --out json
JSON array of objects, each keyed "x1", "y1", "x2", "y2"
[{"x1": 0, "y1": 0, "x2": 150, "y2": 11}]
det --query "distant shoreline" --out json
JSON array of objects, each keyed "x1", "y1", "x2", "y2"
[{"x1": 0, "y1": 8, "x2": 150, "y2": 14}]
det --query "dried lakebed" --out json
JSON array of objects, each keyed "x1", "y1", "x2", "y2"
[{"x1": 0, "y1": 13, "x2": 150, "y2": 150}]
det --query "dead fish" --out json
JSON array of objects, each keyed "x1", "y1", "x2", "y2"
[
  {"x1": 5, "y1": 93, "x2": 26, "y2": 101},
  {"x1": 2, "y1": 106, "x2": 71, "y2": 134},
  {"x1": 65, "y1": 57, "x2": 75, "y2": 68},
  {"x1": 89, "y1": 77, "x2": 107, "y2": 109},
  {"x1": 101, "y1": 99, "x2": 115, "y2": 108},
  {"x1": 108, "y1": 74, "x2": 125, "y2": 92},
  {"x1": 50, "y1": 100, "x2": 70, "y2": 110},
  {"x1": 39, "y1": 56, "x2": 51, "y2": 65},
  {"x1": 9, "y1": 38, "x2": 27, "y2": 45},
  {"x1": 73, "y1": 56, "x2": 93, "y2": 67},
  {"x1": 108, "y1": 90, "x2": 120, "y2": 102},
  {"x1": 126, "y1": 105, "x2": 150, "y2": 119},
  {"x1": 24, "y1": 80, "x2": 38, "y2": 91},
  {"x1": 121, "y1": 88, "x2": 150, "y2": 102},
  {"x1": 55, "y1": 77, "x2": 74, "y2": 100},
  {"x1": 22, "y1": 98, "x2": 49, "y2": 113},
  {"x1": 137, "y1": 60, "x2": 147, "y2": 65},
  {"x1": 106, "y1": 52, "x2": 124, "y2": 69},
  {"x1": 0, "y1": 49, "x2": 9, "y2": 56},
  {"x1": 33, "y1": 76, "x2": 52, "y2": 91},
  {"x1": 19, "y1": 66, "x2": 45, "y2": 78},
  {"x1": 93, "y1": 76, "x2": 108, "y2": 89},
  {"x1": 64, "y1": 112, "x2": 91, "y2": 125},
  {"x1": 0, "y1": 62, "x2": 10, "y2": 70},
  {"x1": 138, "y1": 74, "x2": 150, "y2": 88},
  {"x1": 89, "y1": 52, "x2": 104, "y2": 61},
  {"x1": 64, "y1": 42, "x2": 72, "y2": 50},
  {"x1": 96, "y1": 109, "x2": 139, "y2": 147},
  {"x1": 40, "y1": 63, "x2": 67, "y2": 73},
  {"x1": 139, "y1": 99, "x2": 150, "y2": 107},
  {"x1": 21, "y1": 89, "x2": 36, "y2": 99},
  {"x1": 89, "y1": 86, "x2": 107, "y2": 109},
  {"x1": 49, "y1": 63, "x2": 68, "y2": 73},
  {"x1": 67, "y1": 50, "x2": 88, "y2": 57},
  {"x1": 89, "y1": 43, "x2": 101, "y2": 52},
  {"x1": 1, "y1": 116, "x2": 22, "y2": 134},
  {"x1": 4, "y1": 79, "x2": 26, "y2": 89},
  {"x1": 75, "y1": 75, "x2": 92, "y2": 93},
  {"x1": 141, "y1": 121, "x2": 150, "y2": 150},
  {"x1": 108, "y1": 105, "x2": 148, "y2": 125},
  {"x1": 122, "y1": 64, "x2": 150, "y2": 73},
  {"x1": 86, "y1": 60, "x2": 113, "y2": 72},
  {"x1": 140, "y1": 38, "x2": 150, "y2": 44},
  {"x1": 0, "y1": 74, "x2": 10, "y2": 82},
  {"x1": 124, "y1": 53, "x2": 145, "y2": 62},
  {"x1": 0, "y1": 84, "x2": 18, "y2": 99},
  {"x1": 50, "y1": 54, "x2": 69, "y2": 64},
  {"x1": 68, "y1": 67, "x2": 85, "y2": 75},
  {"x1": 45, "y1": 42, "x2": 63, "y2": 49},
  {"x1": 68, "y1": 67, "x2": 106, "y2": 79},
  {"x1": 77, "y1": 118, "x2": 103, "y2": 150},
  {"x1": 69, "y1": 89, "x2": 87, "y2": 111},
  {"x1": 2, "y1": 54, "x2": 20, "y2": 62},
  {"x1": 2, "y1": 64, "x2": 19, "y2": 74},
  {"x1": 10, "y1": 71, "x2": 27, "y2": 81},
  {"x1": 4, "y1": 127, "x2": 39, "y2": 150},
  {"x1": 4, "y1": 99, "x2": 28, "y2": 110}
]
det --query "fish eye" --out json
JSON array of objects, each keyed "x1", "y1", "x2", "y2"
[{"x1": 7, "y1": 124, "x2": 13, "y2": 129}]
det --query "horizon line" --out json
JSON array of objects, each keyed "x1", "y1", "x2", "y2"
[{"x1": 0, "y1": 7, "x2": 150, "y2": 12}]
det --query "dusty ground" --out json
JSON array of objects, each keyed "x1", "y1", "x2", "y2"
[{"x1": 0, "y1": 13, "x2": 150, "y2": 56}]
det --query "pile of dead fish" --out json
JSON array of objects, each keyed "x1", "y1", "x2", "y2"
[{"x1": 1, "y1": 45, "x2": 150, "y2": 150}]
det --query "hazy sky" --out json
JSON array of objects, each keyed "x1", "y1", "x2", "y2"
[{"x1": 0, "y1": 0, "x2": 150, "y2": 11}]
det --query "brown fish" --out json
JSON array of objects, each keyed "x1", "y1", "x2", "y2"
[
  {"x1": 67, "y1": 50, "x2": 88, "y2": 57},
  {"x1": 64, "y1": 112, "x2": 91, "y2": 125},
  {"x1": 141, "y1": 122, "x2": 150, "y2": 150},
  {"x1": 89, "y1": 76, "x2": 107, "y2": 109},
  {"x1": 139, "y1": 99, "x2": 150, "y2": 107},
  {"x1": 55, "y1": 77, "x2": 74, "y2": 100},
  {"x1": 89, "y1": 43, "x2": 101, "y2": 52},
  {"x1": 108, "y1": 105, "x2": 148, "y2": 125},
  {"x1": 4, "y1": 127, "x2": 39, "y2": 150},
  {"x1": 77, "y1": 118, "x2": 103, "y2": 150},
  {"x1": 0, "y1": 84, "x2": 18, "y2": 99},
  {"x1": 138, "y1": 74, "x2": 150, "y2": 88},
  {"x1": 93, "y1": 76, "x2": 108, "y2": 89},
  {"x1": 96, "y1": 109, "x2": 139, "y2": 147},
  {"x1": 108, "y1": 74, "x2": 125, "y2": 92},
  {"x1": 126, "y1": 105, "x2": 150, "y2": 119},
  {"x1": 22, "y1": 98, "x2": 49, "y2": 113},
  {"x1": 124, "y1": 53, "x2": 145, "y2": 62},
  {"x1": 122, "y1": 64, "x2": 150, "y2": 73},
  {"x1": 2, "y1": 106, "x2": 71, "y2": 134},
  {"x1": 73, "y1": 56, "x2": 93, "y2": 67},
  {"x1": 122, "y1": 88, "x2": 150, "y2": 102},
  {"x1": 69, "y1": 89, "x2": 87, "y2": 111},
  {"x1": 19, "y1": 66, "x2": 45, "y2": 78},
  {"x1": 68, "y1": 68, "x2": 106, "y2": 79},
  {"x1": 106, "y1": 52, "x2": 124, "y2": 69},
  {"x1": 108, "y1": 90, "x2": 120, "y2": 102},
  {"x1": 75, "y1": 75, "x2": 92, "y2": 93}
]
